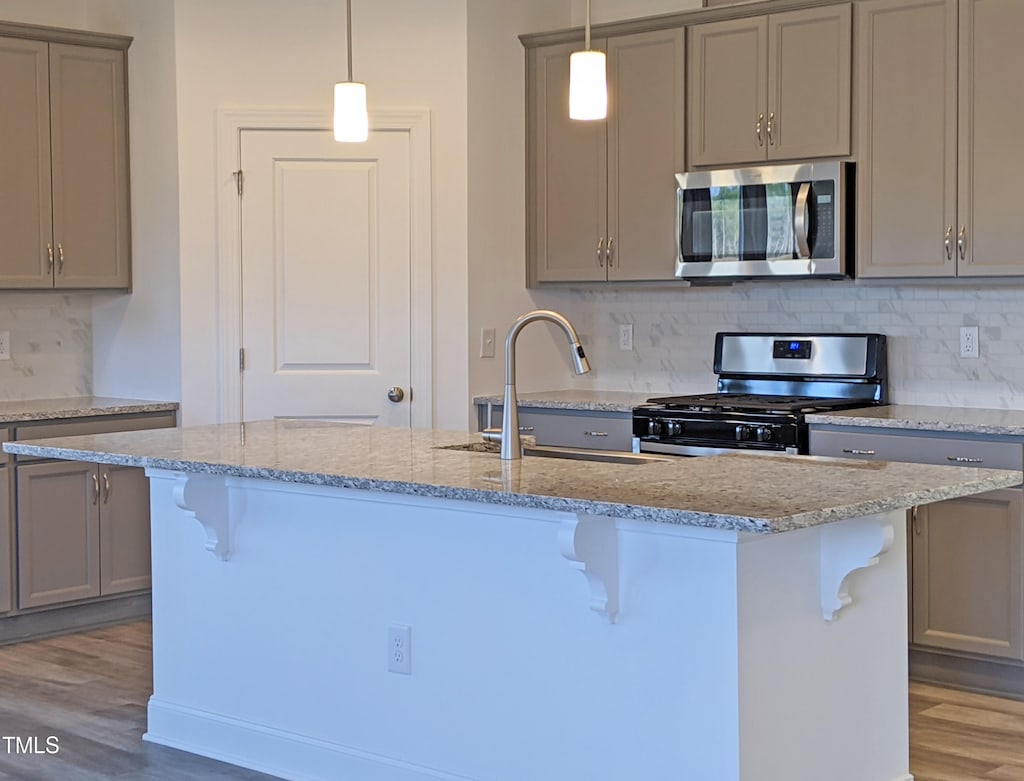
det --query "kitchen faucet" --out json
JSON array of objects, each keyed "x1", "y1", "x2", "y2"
[{"x1": 484, "y1": 310, "x2": 591, "y2": 460}]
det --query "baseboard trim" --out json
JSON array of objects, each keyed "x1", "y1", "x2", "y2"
[
  {"x1": 0, "y1": 593, "x2": 150, "y2": 645},
  {"x1": 145, "y1": 698, "x2": 477, "y2": 781},
  {"x1": 911, "y1": 647, "x2": 1024, "y2": 701}
]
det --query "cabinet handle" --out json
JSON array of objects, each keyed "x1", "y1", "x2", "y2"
[
  {"x1": 102, "y1": 472, "x2": 111, "y2": 503},
  {"x1": 912, "y1": 505, "x2": 920, "y2": 535},
  {"x1": 842, "y1": 448, "x2": 876, "y2": 456},
  {"x1": 947, "y1": 456, "x2": 983, "y2": 464},
  {"x1": 597, "y1": 237, "x2": 605, "y2": 268},
  {"x1": 957, "y1": 225, "x2": 967, "y2": 261},
  {"x1": 944, "y1": 225, "x2": 953, "y2": 261},
  {"x1": 767, "y1": 112, "x2": 775, "y2": 146},
  {"x1": 92, "y1": 473, "x2": 100, "y2": 505},
  {"x1": 46, "y1": 243, "x2": 54, "y2": 272},
  {"x1": 584, "y1": 431, "x2": 609, "y2": 437},
  {"x1": 606, "y1": 237, "x2": 614, "y2": 267},
  {"x1": 518, "y1": 426, "x2": 534, "y2": 432},
  {"x1": 755, "y1": 113, "x2": 764, "y2": 146},
  {"x1": 57, "y1": 243, "x2": 65, "y2": 274}
]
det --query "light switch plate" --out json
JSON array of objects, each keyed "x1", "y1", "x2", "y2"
[
  {"x1": 618, "y1": 324, "x2": 633, "y2": 352},
  {"x1": 480, "y1": 328, "x2": 496, "y2": 359}
]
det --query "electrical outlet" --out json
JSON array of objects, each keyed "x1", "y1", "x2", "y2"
[
  {"x1": 387, "y1": 624, "x2": 411, "y2": 675},
  {"x1": 618, "y1": 324, "x2": 633, "y2": 352},
  {"x1": 959, "y1": 326, "x2": 979, "y2": 358},
  {"x1": 0, "y1": 331, "x2": 10, "y2": 361},
  {"x1": 479, "y1": 328, "x2": 495, "y2": 359}
]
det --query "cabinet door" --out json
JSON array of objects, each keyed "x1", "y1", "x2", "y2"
[
  {"x1": 0, "y1": 468, "x2": 11, "y2": 613},
  {"x1": 0, "y1": 37, "x2": 53, "y2": 288},
  {"x1": 766, "y1": 5, "x2": 851, "y2": 161},
  {"x1": 912, "y1": 488, "x2": 1024, "y2": 660},
  {"x1": 99, "y1": 465, "x2": 151, "y2": 595},
  {"x1": 607, "y1": 28, "x2": 685, "y2": 282},
  {"x1": 528, "y1": 41, "x2": 608, "y2": 283},
  {"x1": 956, "y1": 0, "x2": 1024, "y2": 277},
  {"x1": 49, "y1": 44, "x2": 131, "y2": 289},
  {"x1": 854, "y1": 0, "x2": 957, "y2": 278},
  {"x1": 687, "y1": 17, "x2": 767, "y2": 167},
  {"x1": 17, "y1": 461, "x2": 100, "y2": 609}
]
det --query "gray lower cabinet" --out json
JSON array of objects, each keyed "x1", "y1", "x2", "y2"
[
  {"x1": 912, "y1": 488, "x2": 1024, "y2": 660},
  {"x1": 16, "y1": 460, "x2": 151, "y2": 609},
  {"x1": 809, "y1": 425, "x2": 1024, "y2": 667},
  {"x1": 480, "y1": 405, "x2": 633, "y2": 452},
  {"x1": 0, "y1": 462, "x2": 10, "y2": 614}
]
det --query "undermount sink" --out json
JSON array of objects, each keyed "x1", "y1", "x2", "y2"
[{"x1": 437, "y1": 442, "x2": 669, "y2": 465}]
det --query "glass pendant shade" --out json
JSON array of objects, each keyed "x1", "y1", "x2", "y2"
[
  {"x1": 334, "y1": 81, "x2": 368, "y2": 142},
  {"x1": 569, "y1": 50, "x2": 607, "y2": 120}
]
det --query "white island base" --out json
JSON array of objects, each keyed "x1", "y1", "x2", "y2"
[{"x1": 142, "y1": 468, "x2": 911, "y2": 781}]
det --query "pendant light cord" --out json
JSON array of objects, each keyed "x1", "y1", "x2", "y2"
[
  {"x1": 346, "y1": 0, "x2": 354, "y2": 82},
  {"x1": 584, "y1": 0, "x2": 591, "y2": 50}
]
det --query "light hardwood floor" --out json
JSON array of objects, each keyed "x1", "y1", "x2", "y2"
[{"x1": 1, "y1": 621, "x2": 1022, "y2": 780}]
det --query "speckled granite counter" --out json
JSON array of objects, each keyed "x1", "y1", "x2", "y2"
[
  {"x1": 4, "y1": 420, "x2": 1018, "y2": 534},
  {"x1": 0, "y1": 396, "x2": 178, "y2": 424},
  {"x1": 473, "y1": 389, "x2": 651, "y2": 413},
  {"x1": 806, "y1": 404, "x2": 1024, "y2": 437}
]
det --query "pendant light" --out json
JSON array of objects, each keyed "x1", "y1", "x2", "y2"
[
  {"x1": 568, "y1": 0, "x2": 607, "y2": 120},
  {"x1": 334, "y1": 0, "x2": 368, "y2": 142}
]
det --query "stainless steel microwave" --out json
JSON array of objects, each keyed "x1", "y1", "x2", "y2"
[{"x1": 675, "y1": 160, "x2": 852, "y2": 282}]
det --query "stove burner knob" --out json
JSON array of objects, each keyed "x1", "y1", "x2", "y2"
[
  {"x1": 735, "y1": 424, "x2": 752, "y2": 441},
  {"x1": 755, "y1": 426, "x2": 774, "y2": 443},
  {"x1": 665, "y1": 420, "x2": 680, "y2": 437},
  {"x1": 647, "y1": 419, "x2": 662, "y2": 437}
]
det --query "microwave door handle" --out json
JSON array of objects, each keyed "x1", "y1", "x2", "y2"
[{"x1": 794, "y1": 182, "x2": 812, "y2": 259}]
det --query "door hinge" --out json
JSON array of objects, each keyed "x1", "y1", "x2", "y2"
[
  {"x1": 233, "y1": 169, "x2": 244, "y2": 196},
  {"x1": 239, "y1": 348, "x2": 245, "y2": 371}
]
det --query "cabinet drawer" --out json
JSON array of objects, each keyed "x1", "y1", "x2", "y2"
[
  {"x1": 13, "y1": 412, "x2": 176, "y2": 462},
  {"x1": 810, "y1": 429, "x2": 1024, "y2": 472},
  {"x1": 517, "y1": 410, "x2": 633, "y2": 451}
]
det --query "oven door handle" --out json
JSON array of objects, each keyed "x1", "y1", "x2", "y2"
[{"x1": 794, "y1": 182, "x2": 812, "y2": 260}]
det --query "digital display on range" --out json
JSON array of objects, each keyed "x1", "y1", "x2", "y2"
[{"x1": 773, "y1": 340, "x2": 813, "y2": 360}]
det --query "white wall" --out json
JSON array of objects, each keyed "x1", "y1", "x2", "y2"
[{"x1": 173, "y1": 0, "x2": 469, "y2": 428}]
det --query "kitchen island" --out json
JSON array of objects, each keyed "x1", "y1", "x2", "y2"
[{"x1": 5, "y1": 421, "x2": 1020, "y2": 781}]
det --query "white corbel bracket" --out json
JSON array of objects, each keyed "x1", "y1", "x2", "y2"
[
  {"x1": 820, "y1": 514, "x2": 895, "y2": 621},
  {"x1": 172, "y1": 474, "x2": 233, "y2": 561},
  {"x1": 559, "y1": 514, "x2": 620, "y2": 624}
]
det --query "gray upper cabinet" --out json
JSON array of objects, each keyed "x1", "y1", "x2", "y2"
[
  {"x1": 527, "y1": 28, "x2": 685, "y2": 284},
  {"x1": 688, "y1": 4, "x2": 851, "y2": 167},
  {"x1": 0, "y1": 29, "x2": 131, "y2": 290},
  {"x1": 857, "y1": 0, "x2": 1024, "y2": 278}
]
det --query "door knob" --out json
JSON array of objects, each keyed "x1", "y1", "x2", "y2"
[{"x1": 386, "y1": 386, "x2": 405, "y2": 403}]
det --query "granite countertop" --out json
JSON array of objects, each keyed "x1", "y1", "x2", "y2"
[
  {"x1": 473, "y1": 390, "x2": 653, "y2": 413},
  {"x1": 806, "y1": 405, "x2": 1024, "y2": 437},
  {"x1": 0, "y1": 396, "x2": 179, "y2": 424},
  {"x1": 3, "y1": 420, "x2": 1018, "y2": 535}
]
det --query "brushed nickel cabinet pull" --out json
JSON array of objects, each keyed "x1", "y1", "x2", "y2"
[
  {"x1": 947, "y1": 455, "x2": 983, "y2": 464},
  {"x1": 842, "y1": 448, "x2": 876, "y2": 456},
  {"x1": 606, "y1": 237, "x2": 614, "y2": 267},
  {"x1": 46, "y1": 243, "x2": 54, "y2": 272},
  {"x1": 518, "y1": 426, "x2": 534, "y2": 432},
  {"x1": 57, "y1": 243, "x2": 65, "y2": 273},
  {"x1": 944, "y1": 225, "x2": 953, "y2": 261},
  {"x1": 92, "y1": 474, "x2": 100, "y2": 505},
  {"x1": 102, "y1": 473, "x2": 111, "y2": 503},
  {"x1": 767, "y1": 111, "x2": 775, "y2": 146},
  {"x1": 584, "y1": 431, "x2": 609, "y2": 437},
  {"x1": 957, "y1": 225, "x2": 967, "y2": 261},
  {"x1": 755, "y1": 113, "x2": 764, "y2": 146},
  {"x1": 597, "y1": 237, "x2": 605, "y2": 268}
]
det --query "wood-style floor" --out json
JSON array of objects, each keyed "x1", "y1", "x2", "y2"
[
  {"x1": 2, "y1": 621, "x2": 1024, "y2": 780},
  {"x1": 0, "y1": 621, "x2": 275, "y2": 780}
]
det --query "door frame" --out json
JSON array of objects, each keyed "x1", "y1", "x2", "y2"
[{"x1": 215, "y1": 107, "x2": 433, "y2": 427}]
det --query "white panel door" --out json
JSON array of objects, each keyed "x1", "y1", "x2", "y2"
[{"x1": 240, "y1": 129, "x2": 411, "y2": 426}]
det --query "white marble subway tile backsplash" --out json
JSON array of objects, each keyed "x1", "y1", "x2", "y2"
[
  {"x1": 0, "y1": 294, "x2": 92, "y2": 400},
  {"x1": 561, "y1": 283, "x2": 1024, "y2": 409}
]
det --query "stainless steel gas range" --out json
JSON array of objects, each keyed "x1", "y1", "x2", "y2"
[{"x1": 633, "y1": 332, "x2": 888, "y2": 457}]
